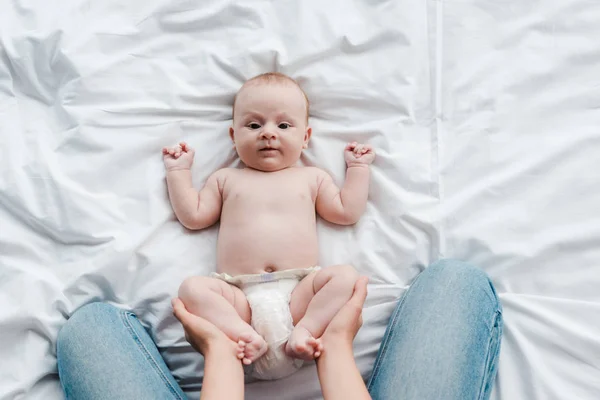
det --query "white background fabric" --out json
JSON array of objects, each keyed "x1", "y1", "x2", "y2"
[{"x1": 1, "y1": 0, "x2": 599, "y2": 399}]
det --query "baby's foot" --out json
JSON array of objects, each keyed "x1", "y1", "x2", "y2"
[
  {"x1": 237, "y1": 331, "x2": 268, "y2": 365},
  {"x1": 285, "y1": 326, "x2": 323, "y2": 361}
]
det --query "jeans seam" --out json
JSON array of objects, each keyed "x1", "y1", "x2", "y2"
[
  {"x1": 476, "y1": 309, "x2": 502, "y2": 400},
  {"x1": 56, "y1": 341, "x2": 68, "y2": 398},
  {"x1": 120, "y1": 311, "x2": 185, "y2": 400},
  {"x1": 367, "y1": 291, "x2": 408, "y2": 390}
]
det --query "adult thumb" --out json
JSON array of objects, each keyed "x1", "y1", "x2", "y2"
[
  {"x1": 349, "y1": 276, "x2": 369, "y2": 308},
  {"x1": 172, "y1": 298, "x2": 191, "y2": 327}
]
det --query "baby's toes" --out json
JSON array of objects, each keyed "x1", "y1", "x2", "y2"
[
  {"x1": 239, "y1": 332, "x2": 267, "y2": 363},
  {"x1": 237, "y1": 341, "x2": 246, "y2": 359},
  {"x1": 239, "y1": 333, "x2": 253, "y2": 346},
  {"x1": 316, "y1": 340, "x2": 324, "y2": 353},
  {"x1": 303, "y1": 343, "x2": 316, "y2": 359},
  {"x1": 307, "y1": 338, "x2": 320, "y2": 355},
  {"x1": 293, "y1": 341, "x2": 307, "y2": 353},
  {"x1": 287, "y1": 340, "x2": 315, "y2": 361},
  {"x1": 247, "y1": 337, "x2": 267, "y2": 360},
  {"x1": 313, "y1": 339, "x2": 323, "y2": 358}
]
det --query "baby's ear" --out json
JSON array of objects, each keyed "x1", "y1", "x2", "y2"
[
  {"x1": 229, "y1": 127, "x2": 235, "y2": 143},
  {"x1": 303, "y1": 127, "x2": 312, "y2": 149}
]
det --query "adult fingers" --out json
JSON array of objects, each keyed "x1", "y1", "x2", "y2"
[
  {"x1": 172, "y1": 297, "x2": 219, "y2": 339},
  {"x1": 172, "y1": 297, "x2": 201, "y2": 334},
  {"x1": 172, "y1": 298, "x2": 190, "y2": 327},
  {"x1": 349, "y1": 276, "x2": 369, "y2": 309}
]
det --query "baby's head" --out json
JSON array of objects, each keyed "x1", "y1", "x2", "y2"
[{"x1": 230, "y1": 72, "x2": 311, "y2": 172}]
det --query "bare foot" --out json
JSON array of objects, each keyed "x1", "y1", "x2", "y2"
[
  {"x1": 237, "y1": 331, "x2": 268, "y2": 365},
  {"x1": 285, "y1": 325, "x2": 323, "y2": 361}
]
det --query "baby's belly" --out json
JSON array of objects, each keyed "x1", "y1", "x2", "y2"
[{"x1": 216, "y1": 219, "x2": 319, "y2": 275}]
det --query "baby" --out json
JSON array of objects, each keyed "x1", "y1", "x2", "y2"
[{"x1": 163, "y1": 72, "x2": 375, "y2": 380}]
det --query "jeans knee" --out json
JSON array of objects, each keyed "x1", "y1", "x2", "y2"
[
  {"x1": 427, "y1": 259, "x2": 485, "y2": 281},
  {"x1": 424, "y1": 259, "x2": 500, "y2": 307},
  {"x1": 57, "y1": 302, "x2": 121, "y2": 355}
]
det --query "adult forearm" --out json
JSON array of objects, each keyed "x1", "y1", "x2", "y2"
[
  {"x1": 317, "y1": 342, "x2": 371, "y2": 400},
  {"x1": 200, "y1": 344, "x2": 245, "y2": 400},
  {"x1": 166, "y1": 169, "x2": 200, "y2": 228},
  {"x1": 339, "y1": 165, "x2": 370, "y2": 223}
]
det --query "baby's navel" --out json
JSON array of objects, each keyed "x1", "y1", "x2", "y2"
[{"x1": 264, "y1": 266, "x2": 275, "y2": 273}]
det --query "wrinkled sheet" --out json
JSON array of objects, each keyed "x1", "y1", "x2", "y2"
[{"x1": 1, "y1": 0, "x2": 600, "y2": 399}]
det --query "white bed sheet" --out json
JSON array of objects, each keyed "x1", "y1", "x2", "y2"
[{"x1": 1, "y1": 0, "x2": 599, "y2": 399}]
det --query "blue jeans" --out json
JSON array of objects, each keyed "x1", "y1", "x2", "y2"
[{"x1": 57, "y1": 259, "x2": 502, "y2": 399}]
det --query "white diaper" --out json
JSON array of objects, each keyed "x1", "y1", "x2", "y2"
[{"x1": 212, "y1": 267, "x2": 320, "y2": 380}]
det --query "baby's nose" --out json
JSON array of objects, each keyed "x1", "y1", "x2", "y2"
[{"x1": 260, "y1": 130, "x2": 277, "y2": 140}]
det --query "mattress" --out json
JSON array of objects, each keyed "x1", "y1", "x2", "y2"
[{"x1": 1, "y1": 0, "x2": 599, "y2": 399}]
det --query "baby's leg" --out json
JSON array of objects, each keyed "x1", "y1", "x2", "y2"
[
  {"x1": 178, "y1": 276, "x2": 267, "y2": 365},
  {"x1": 287, "y1": 265, "x2": 359, "y2": 360}
]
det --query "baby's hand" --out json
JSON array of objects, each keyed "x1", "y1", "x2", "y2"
[
  {"x1": 163, "y1": 142, "x2": 195, "y2": 171},
  {"x1": 345, "y1": 142, "x2": 375, "y2": 167}
]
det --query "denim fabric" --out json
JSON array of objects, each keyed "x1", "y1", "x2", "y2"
[
  {"x1": 368, "y1": 259, "x2": 503, "y2": 400},
  {"x1": 57, "y1": 302, "x2": 187, "y2": 400}
]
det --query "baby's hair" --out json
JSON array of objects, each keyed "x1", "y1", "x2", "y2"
[{"x1": 232, "y1": 72, "x2": 310, "y2": 122}]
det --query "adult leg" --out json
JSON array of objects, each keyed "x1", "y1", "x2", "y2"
[
  {"x1": 368, "y1": 259, "x2": 503, "y2": 400},
  {"x1": 57, "y1": 302, "x2": 187, "y2": 400}
]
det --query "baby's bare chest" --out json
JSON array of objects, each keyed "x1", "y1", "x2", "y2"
[{"x1": 223, "y1": 172, "x2": 316, "y2": 211}]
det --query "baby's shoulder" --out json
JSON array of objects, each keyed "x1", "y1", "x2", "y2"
[
  {"x1": 212, "y1": 167, "x2": 238, "y2": 178},
  {"x1": 297, "y1": 166, "x2": 329, "y2": 185},
  {"x1": 299, "y1": 166, "x2": 327, "y2": 177},
  {"x1": 208, "y1": 168, "x2": 239, "y2": 187}
]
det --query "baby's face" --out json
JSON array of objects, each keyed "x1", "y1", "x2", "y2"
[{"x1": 230, "y1": 82, "x2": 311, "y2": 172}]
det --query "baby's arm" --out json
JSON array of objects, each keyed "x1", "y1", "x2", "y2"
[
  {"x1": 315, "y1": 142, "x2": 375, "y2": 225},
  {"x1": 163, "y1": 142, "x2": 223, "y2": 230}
]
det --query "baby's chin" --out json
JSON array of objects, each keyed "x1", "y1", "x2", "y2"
[{"x1": 243, "y1": 158, "x2": 297, "y2": 172}]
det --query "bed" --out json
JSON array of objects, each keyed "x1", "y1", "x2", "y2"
[{"x1": 1, "y1": 0, "x2": 599, "y2": 398}]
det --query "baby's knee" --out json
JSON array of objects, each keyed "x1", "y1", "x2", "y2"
[
  {"x1": 178, "y1": 276, "x2": 217, "y2": 302},
  {"x1": 323, "y1": 264, "x2": 360, "y2": 291}
]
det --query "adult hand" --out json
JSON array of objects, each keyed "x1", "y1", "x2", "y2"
[
  {"x1": 321, "y1": 276, "x2": 369, "y2": 348},
  {"x1": 173, "y1": 298, "x2": 246, "y2": 400},
  {"x1": 172, "y1": 298, "x2": 235, "y2": 356}
]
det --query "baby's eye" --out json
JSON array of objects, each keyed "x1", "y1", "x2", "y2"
[
  {"x1": 278, "y1": 123, "x2": 291, "y2": 130},
  {"x1": 248, "y1": 123, "x2": 261, "y2": 130}
]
